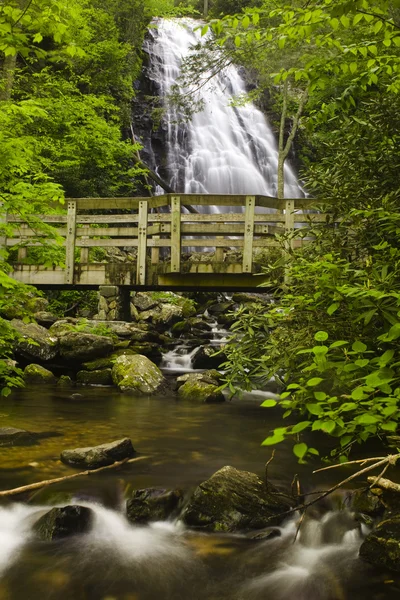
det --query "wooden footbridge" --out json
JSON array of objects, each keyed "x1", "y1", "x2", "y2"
[{"x1": 3, "y1": 194, "x2": 330, "y2": 290}]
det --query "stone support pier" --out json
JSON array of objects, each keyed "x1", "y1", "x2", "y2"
[{"x1": 95, "y1": 286, "x2": 131, "y2": 321}]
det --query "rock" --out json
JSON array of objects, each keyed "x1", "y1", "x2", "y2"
[
  {"x1": 359, "y1": 517, "x2": 400, "y2": 572},
  {"x1": 207, "y1": 301, "x2": 234, "y2": 315},
  {"x1": 132, "y1": 292, "x2": 159, "y2": 312},
  {"x1": 33, "y1": 505, "x2": 93, "y2": 541},
  {"x1": 126, "y1": 488, "x2": 184, "y2": 524},
  {"x1": 176, "y1": 370, "x2": 222, "y2": 390},
  {"x1": 76, "y1": 369, "x2": 112, "y2": 385},
  {"x1": 352, "y1": 489, "x2": 384, "y2": 517},
  {"x1": 60, "y1": 437, "x2": 136, "y2": 468},
  {"x1": 139, "y1": 303, "x2": 183, "y2": 329},
  {"x1": 178, "y1": 378, "x2": 224, "y2": 403},
  {"x1": 232, "y1": 292, "x2": 271, "y2": 305},
  {"x1": 59, "y1": 332, "x2": 113, "y2": 362},
  {"x1": 11, "y1": 319, "x2": 59, "y2": 361},
  {"x1": 171, "y1": 320, "x2": 191, "y2": 336},
  {"x1": 183, "y1": 465, "x2": 292, "y2": 532},
  {"x1": 129, "y1": 342, "x2": 162, "y2": 364},
  {"x1": 48, "y1": 320, "x2": 75, "y2": 337},
  {"x1": 99, "y1": 285, "x2": 120, "y2": 298},
  {"x1": 57, "y1": 375, "x2": 73, "y2": 388},
  {"x1": 191, "y1": 345, "x2": 226, "y2": 370},
  {"x1": 0, "y1": 427, "x2": 36, "y2": 446},
  {"x1": 111, "y1": 354, "x2": 165, "y2": 394},
  {"x1": 23, "y1": 364, "x2": 56, "y2": 384},
  {"x1": 33, "y1": 311, "x2": 59, "y2": 326}
]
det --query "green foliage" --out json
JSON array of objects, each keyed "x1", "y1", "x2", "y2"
[
  {"x1": 46, "y1": 290, "x2": 98, "y2": 317},
  {"x1": 222, "y1": 205, "x2": 400, "y2": 461}
]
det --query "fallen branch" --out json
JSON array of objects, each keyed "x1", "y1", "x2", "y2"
[
  {"x1": 0, "y1": 455, "x2": 149, "y2": 498},
  {"x1": 366, "y1": 475, "x2": 400, "y2": 493}
]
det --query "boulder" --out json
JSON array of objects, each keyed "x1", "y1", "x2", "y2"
[
  {"x1": 33, "y1": 311, "x2": 59, "y2": 326},
  {"x1": 60, "y1": 437, "x2": 136, "y2": 469},
  {"x1": 82, "y1": 349, "x2": 136, "y2": 371},
  {"x1": 23, "y1": 364, "x2": 56, "y2": 384},
  {"x1": 0, "y1": 427, "x2": 36, "y2": 446},
  {"x1": 57, "y1": 375, "x2": 73, "y2": 388},
  {"x1": 352, "y1": 489, "x2": 384, "y2": 517},
  {"x1": 111, "y1": 354, "x2": 165, "y2": 394},
  {"x1": 126, "y1": 488, "x2": 184, "y2": 524},
  {"x1": 183, "y1": 465, "x2": 292, "y2": 532},
  {"x1": 59, "y1": 332, "x2": 113, "y2": 362},
  {"x1": 232, "y1": 292, "x2": 271, "y2": 305},
  {"x1": 129, "y1": 342, "x2": 162, "y2": 364},
  {"x1": 76, "y1": 369, "x2": 112, "y2": 385},
  {"x1": 359, "y1": 517, "x2": 400, "y2": 572},
  {"x1": 207, "y1": 301, "x2": 234, "y2": 316},
  {"x1": 191, "y1": 345, "x2": 226, "y2": 370},
  {"x1": 33, "y1": 505, "x2": 93, "y2": 541},
  {"x1": 139, "y1": 303, "x2": 183, "y2": 329},
  {"x1": 175, "y1": 371, "x2": 221, "y2": 390},
  {"x1": 11, "y1": 319, "x2": 59, "y2": 361},
  {"x1": 132, "y1": 292, "x2": 160, "y2": 312},
  {"x1": 178, "y1": 378, "x2": 224, "y2": 404}
]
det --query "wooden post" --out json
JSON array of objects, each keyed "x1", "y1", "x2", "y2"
[
  {"x1": 17, "y1": 223, "x2": 27, "y2": 262},
  {"x1": 170, "y1": 195, "x2": 181, "y2": 273},
  {"x1": 79, "y1": 226, "x2": 90, "y2": 263},
  {"x1": 215, "y1": 237, "x2": 224, "y2": 263},
  {"x1": 65, "y1": 200, "x2": 77, "y2": 284},
  {"x1": 242, "y1": 195, "x2": 255, "y2": 273},
  {"x1": 136, "y1": 200, "x2": 148, "y2": 285},
  {"x1": 151, "y1": 236, "x2": 160, "y2": 265}
]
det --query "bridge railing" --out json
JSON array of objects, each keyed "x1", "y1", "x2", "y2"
[{"x1": 2, "y1": 194, "x2": 336, "y2": 287}]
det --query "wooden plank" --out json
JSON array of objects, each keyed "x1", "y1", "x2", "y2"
[
  {"x1": 242, "y1": 195, "x2": 255, "y2": 273},
  {"x1": 76, "y1": 238, "x2": 139, "y2": 247},
  {"x1": 75, "y1": 198, "x2": 141, "y2": 211},
  {"x1": 180, "y1": 239, "x2": 280, "y2": 248},
  {"x1": 76, "y1": 227, "x2": 138, "y2": 237},
  {"x1": 136, "y1": 200, "x2": 148, "y2": 285},
  {"x1": 284, "y1": 199, "x2": 295, "y2": 251},
  {"x1": 7, "y1": 214, "x2": 68, "y2": 224},
  {"x1": 158, "y1": 273, "x2": 272, "y2": 288},
  {"x1": 170, "y1": 196, "x2": 181, "y2": 272},
  {"x1": 77, "y1": 215, "x2": 139, "y2": 224},
  {"x1": 65, "y1": 200, "x2": 77, "y2": 284},
  {"x1": 79, "y1": 226, "x2": 90, "y2": 263}
]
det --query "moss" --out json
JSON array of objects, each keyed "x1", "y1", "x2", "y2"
[
  {"x1": 57, "y1": 375, "x2": 73, "y2": 388},
  {"x1": 23, "y1": 364, "x2": 56, "y2": 384},
  {"x1": 178, "y1": 380, "x2": 224, "y2": 403},
  {"x1": 76, "y1": 369, "x2": 112, "y2": 385}
]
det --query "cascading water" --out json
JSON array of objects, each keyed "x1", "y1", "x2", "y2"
[{"x1": 144, "y1": 18, "x2": 302, "y2": 200}]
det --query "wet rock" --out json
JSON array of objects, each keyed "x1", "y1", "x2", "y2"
[
  {"x1": 33, "y1": 505, "x2": 93, "y2": 540},
  {"x1": 139, "y1": 303, "x2": 183, "y2": 329},
  {"x1": 126, "y1": 488, "x2": 184, "y2": 524},
  {"x1": 23, "y1": 364, "x2": 56, "y2": 384},
  {"x1": 76, "y1": 368, "x2": 112, "y2": 385},
  {"x1": 175, "y1": 370, "x2": 222, "y2": 390},
  {"x1": 191, "y1": 345, "x2": 226, "y2": 369},
  {"x1": 129, "y1": 342, "x2": 162, "y2": 364},
  {"x1": 207, "y1": 301, "x2": 234, "y2": 315},
  {"x1": 57, "y1": 375, "x2": 73, "y2": 388},
  {"x1": 111, "y1": 354, "x2": 165, "y2": 394},
  {"x1": 59, "y1": 332, "x2": 113, "y2": 362},
  {"x1": 352, "y1": 489, "x2": 384, "y2": 517},
  {"x1": 60, "y1": 437, "x2": 136, "y2": 468},
  {"x1": 183, "y1": 465, "x2": 292, "y2": 532},
  {"x1": 178, "y1": 379, "x2": 224, "y2": 403},
  {"x1": 11, "y1": 319, "x2": 59, "y2": 361},
  {"x1": 359, "y1": 517, "x2": 400, "y2": 572},
  {"x1": 0, "y1": 427, "x2": 36, "y2": 446},
  {"x1": 82, "y1": 349, "x2": 136, "y2": 371}
]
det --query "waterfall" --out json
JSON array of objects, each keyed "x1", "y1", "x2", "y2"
[{"x1": 144, "y1": 18, "x2": 302, "y2": 200}]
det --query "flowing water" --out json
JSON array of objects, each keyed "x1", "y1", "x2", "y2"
[
  {"x1": 0, "y1": 387, "x2": 400, "y2": 599},
  {"x1": 145, "y1": 18, "x2": 302, "y2": 200}
]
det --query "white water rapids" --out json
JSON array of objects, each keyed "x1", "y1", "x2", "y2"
[{"x1": 145, "y1": 18, "x2": 302, "y2": 199}]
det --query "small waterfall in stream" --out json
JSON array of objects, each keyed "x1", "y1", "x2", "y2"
[{"x1": 144, "y1": 18, "x2": 303, "y2": 199}]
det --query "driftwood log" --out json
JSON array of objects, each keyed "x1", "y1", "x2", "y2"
[{"x1": 0, "y1": 455, "x2": 149, "y2": 498}]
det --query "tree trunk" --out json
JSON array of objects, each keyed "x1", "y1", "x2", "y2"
[
  {"x1": 0, "y1": 54, "x2": 17, "y2": 101},
  {"x1": 204, "y1": 0, "x2": 209, "y2": 18}
]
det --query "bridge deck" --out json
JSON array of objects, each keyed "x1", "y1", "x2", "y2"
[{"x1": 2, "y1": 194, "x2": 333, "y2": 290}]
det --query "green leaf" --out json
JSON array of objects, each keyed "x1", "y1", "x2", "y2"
[
  {"x1": 373, "y1": 20, "x2": 383, "y2": 34},
  {"x1": 314, "y1": 331, "x2": 328, "y2": 341},
  {"x1": 381, "y1": 421, "x2": 397, "y2": 432},
  {"x1": 321, "y1": 420, "x2": 336, "y2": 434},
  {"x1": 357, "y1": 414, "x2": 379, "y2": 424},
  {"x1": 234, "y1": 35, "x2": 241, "y2": 47},
  {"x1": 242, "y1": 15, "x2": 250, "y2": 29},
  {"x1": 307, "y1": 377, "x2": 324, "y2": 387},
  {"x1": 293, "y1": 443, "x2": 308, "y2": 459},
  {"x1": 201, "y1": 25, "x2": 209, "y2": 36},
  {"x1": 308, "y1": 447, "x2": 319, "y2": 456},
  {"x1": 330, "y1": 18, "x2": 339, "y2": 30},
  {"x1": 327, "y1": 303, "x2": 339, "y2": 315},
  {"x1": 329, "y1": 340, "x2": 348, "y2": 348},
  {"x1": 262, "y1": 434, "x2": 285, "y2": 446},
  {"x1": 261, "y1": 399, "x2": 277, "y2": 408},
  {"x1": 252, "y1": 13, "x2": 260, "y2": 26},
  {"x1": 353, "y1": 14, "x2": 363, "y2": 25},
  {"x1": 355, "y1": 359, "x2": 369, "y2": 368},
  {"x1": 312, "y1": 345, "x2": 328, "y2": 355},
  {"x1": 351, "y1": 387, "x2": 367, "y2": 400},
  {"x1": 306, "y1": 403, "x2": 323, "y2": 415},
  {"x1": 352, "y1": 341, "x2": 367, "y2": 352},
  {"x1": 292, "y1": 421, "x2": 311, "y2": 433}
]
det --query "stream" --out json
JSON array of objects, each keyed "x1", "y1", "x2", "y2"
[{"x1": 0, "y1": 387, "x2": 400, "y2": 599}]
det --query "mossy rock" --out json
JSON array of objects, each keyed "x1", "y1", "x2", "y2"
[
  {"x1": 183, "y1": 465, "x2": 292, "y2": 532},
  {"x1": 126, "y1": 488, "x2": 184, "y2": 524},
  {"x1": 76, "y1": 369, "x2": 112, "y2": 385},
  {"x1": 23, "y1": 364, "x2": 56, "y2": 384},
  {"x1": 129, "y1": 342, "x2": 162, "y2": 364},
  {"x1": 359, "y1": 517, "x2": 400, "y2": 572},
  {"x1": 82, "y1": 349, "x2": 137, "y2": 371},
  {"x1": 178, "y1": 379, "x2": 224, "y2": 403},
  {"x1": 111, "y1": 354, "x2": 165, "y2": 394},
  {"x1": 61, "y1": 437, "x2": 136, "y2": 468},
  {"x1": 57, "y1": 375, "x2": 74, "y2": 388}
]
